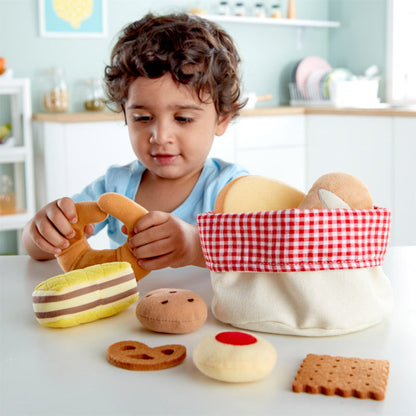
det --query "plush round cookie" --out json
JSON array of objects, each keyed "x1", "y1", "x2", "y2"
[
  {"x1": 136, "y1": 288, "x2": 207, "y2": 334},
  {"x1": 193, "y1": 331, "x2": 277, "y2": 383}
]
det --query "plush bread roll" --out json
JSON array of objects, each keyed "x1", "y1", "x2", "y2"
[
  {"x1": 32, "y1": 262, "x2": 138, "y2": 328},
  {"x1": 214, "y1": 175, "x2": 305, "y2": 213}
]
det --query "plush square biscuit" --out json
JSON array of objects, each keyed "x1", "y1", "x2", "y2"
[{"x1": 292, "y1": 354, "x2": 389, "y2": 400}]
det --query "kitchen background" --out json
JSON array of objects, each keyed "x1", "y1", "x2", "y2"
[
  {"x1": 0, "y1": 0, "x2": 411, "y2": 254},
  {"x1": 1, "y1": 0, "x2": 386, "y2": 111}
]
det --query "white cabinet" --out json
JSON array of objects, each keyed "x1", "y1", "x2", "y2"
[
  {"x1": 0, "y1": 79, "x2": 35, "y2": 253},
  {"x1": 32, "y1": 111, "x2": 416, "y2": 247},
  {"x1": 33, "y1": 120, "x2": 135, "y2": 205},
  {"x1": 304, "y1": 114, "x2": 416, "y2": 246},
  {"x1": 305, "y1": 115, "x2": 394, "y2": 210},
  {"x1": 234, "y1": 115, "x2": 306, "y2": 190},
  {"x1": 33, "y1": 119, "x2": 135, "y2": 250},
  {"x1": 34, "y1": 115, "x2": 307, "y2": 207},
  {"x1": 392, "y1": 117, "x2": 416, "y2": 246},
  {"x1": 33, "y1": 114, "x2": 306, "y2": 249}
]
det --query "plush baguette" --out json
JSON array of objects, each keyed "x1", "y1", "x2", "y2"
[
  {"x1": 32, "y1": 262, "x2": 138, "y2": 328},
  {"x1": 214, "y1": 175, "x2": 305, "y2": 213}
]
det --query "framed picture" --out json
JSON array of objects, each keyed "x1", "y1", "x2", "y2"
[{"x1": 39, "y1": 0, "x2": 107, "y2": 38}]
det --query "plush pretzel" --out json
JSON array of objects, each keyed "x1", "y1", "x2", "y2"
[
  {"x1": 107, "y1": 340, "x2": 187, "y2": 371},
  {"x1": 55, "y1": 193, "x2": 149, "y2": 281}
]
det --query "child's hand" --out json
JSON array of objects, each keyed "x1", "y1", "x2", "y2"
[
  {"x1": 128, "y1": 212, "x2": 206, "y2": 270},
  {"x1": 23, "y1": 198, "x2": 94, "y2": 259}
]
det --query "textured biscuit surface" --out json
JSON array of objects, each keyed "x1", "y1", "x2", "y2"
[
  {"x1": 292, "y1": 354, "x2": 389, "y2": 400},
  {"x1": 107, "y1": 340, "x2": 186, "y2": 371}
]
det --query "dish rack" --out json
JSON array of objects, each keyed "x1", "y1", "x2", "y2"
[
  {"x1": 288, "y1": 82, "x2": 331, "y2": 107},
  {"x1": 289, "y1": 79, "x2": 380, "y2": 108}
]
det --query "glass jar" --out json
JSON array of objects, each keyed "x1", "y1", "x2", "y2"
[
  {"x1": 83, "y1": 78, "x2": 106, "y2": 112},
  {"x1": 219, "y1": 1, "x2": 230, "y2": 15},
  {"x1": 270, "y1": 2, "x2": 282, "y2": 18},
  {"x1": 43, "y1": 67, "x2": 69, "y2": 112},
  {"x1": 254, "y1": 3, "x2": 266, "y2": 18},
  {"x1": 0, "y1": 174, "x2": 16, "y2": 215},
  {"x1": 234, "y1": 2, "x2": 245, "y2": 16}
]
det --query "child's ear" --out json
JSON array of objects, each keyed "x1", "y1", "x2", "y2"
[{"x1": 215, "y1": 113, "x2": 233, "y2": 136}]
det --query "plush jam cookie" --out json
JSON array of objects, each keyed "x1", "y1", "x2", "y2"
[
  {"x1": 136, "y1": 288, "x2": 208, "y2": 334},
  {"x1": 193, "y1": 331, "x2": 277, "y2": 382}
]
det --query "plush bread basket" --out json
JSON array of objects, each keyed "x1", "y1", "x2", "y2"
[{"x1": 197, "y1": 208, "x2": 393, "y2": 336}]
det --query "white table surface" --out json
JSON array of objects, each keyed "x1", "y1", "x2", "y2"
[{"x1": 1, "y1": 246, "x2": 415, "y2": 416}]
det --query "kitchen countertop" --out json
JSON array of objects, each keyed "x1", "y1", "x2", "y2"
[
  {"x1": 1, "y1": 246, "x2": 415, "y2": 415},
  {"x1": 32, "y1": 105, "x2": 416, "y2": 123}
]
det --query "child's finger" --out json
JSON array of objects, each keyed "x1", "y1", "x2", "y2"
[
  {"x1": 137, "y1": 253, "x2": 173, "y2": 271},
  {"x1": 44, "y1": 205, "x2": 75, "y2": 240},
  {"x1": 31, "y1": 220, "x2": 69, "y2": 254},
  {"x1": 133, "y1": 211, "x2": 168, "y2": 233},
  {"x1": 84, "y1": 223, "x2": 95, "y2": 235},
  {"x1": 56, "y1": 197, "x2": 78, "y2": 224},
  {"x1": 133, "y1": 238, "x2": 172, "y2": 260}
]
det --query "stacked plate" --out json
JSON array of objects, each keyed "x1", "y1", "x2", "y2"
[{"x1": 291, "y1": 56, "x2": 353, "y2": 102}]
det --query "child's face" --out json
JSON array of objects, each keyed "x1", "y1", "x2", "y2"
[{"x1": 124, "y1": 73, "x2": 231, "y2": 182}]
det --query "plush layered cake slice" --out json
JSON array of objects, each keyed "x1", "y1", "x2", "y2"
[{"x1": 32, "y1": 262, "x2": 138, "y2": 328}]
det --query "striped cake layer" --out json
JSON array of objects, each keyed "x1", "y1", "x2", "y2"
[
  {"x1": 32, "y1": 262, "x2": 139, "y2": 327},
  {"x1": 35, "y1": 293, "x2": 139, "y2": 327}
]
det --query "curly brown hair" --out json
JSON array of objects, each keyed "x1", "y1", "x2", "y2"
[{"x1": 104, "y1": 13, "x2": 246, "y2": 118}]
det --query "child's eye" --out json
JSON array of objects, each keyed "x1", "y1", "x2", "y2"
[
  {"x1": 133, "y1": 115, "x2": 152, "y2": 122},
  {"x1": 176, "y1": 116, "x2": 194, "y2": 124}
]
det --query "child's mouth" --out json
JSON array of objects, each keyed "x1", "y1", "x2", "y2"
[{"x1": 152, "y1": 154, "x2": 179, "y2": 166}]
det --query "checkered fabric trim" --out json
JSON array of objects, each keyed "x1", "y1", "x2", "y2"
[{"x1": 197, "y1": 208, "x2": 391, "y2": 272}]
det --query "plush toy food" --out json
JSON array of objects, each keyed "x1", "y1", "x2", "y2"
[
  {"x1": 199, "y1": 172, "x2": 392, "y2": 337},
  {"x1": 214, "y1": 172, "x2": 373, "y2": 213},
  {"x1": 193, "y1": 331, "x2": 277, "y2": 383},
  {"x1": 298, "y1": 172, "x2": 374, "y2": 209},
  {"x1": 56, "y1": 193, "x2": 149, "y2": 281},
  {"x1": 136, "y1": 288, "x2": 207, "y2": 334},
  {"x1": 213, "y1": 175, "x2": 305, "y2": 213},
  {"x1": 107, "y1": 340, "x2": 186, "y2": 371},
  {"x1": 32, "y1": 262, "x2": 138, "y2": 328}
]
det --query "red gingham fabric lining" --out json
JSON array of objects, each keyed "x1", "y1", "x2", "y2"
[{"x1": 197, "y1": 208, "x2": 391, "y2": 273}]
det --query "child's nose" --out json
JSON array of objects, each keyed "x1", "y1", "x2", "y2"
[{"x1": 150, "y1": 121, "x2": 173, "y2": 145}]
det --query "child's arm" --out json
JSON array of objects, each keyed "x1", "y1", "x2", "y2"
[
  {"x1": 22, "y1": 197, "x2": 93, "y2": 260},
  {"x1": 127, "y1": 212, "x2": 206, "y2": 270}
]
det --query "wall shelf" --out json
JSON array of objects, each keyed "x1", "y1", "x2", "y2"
[
  {"x1": 0, "y1": 78, "x2": 35, "y2": 253},
  {"x1": 0, "y1": 145, "x2": 28, "y2": 163},
  {"x1": 201, "y1": 14, "x2": 340, "y2": 49},
  {"x1": 203, "y1": 14, "x2": 340, "y2": 29}
]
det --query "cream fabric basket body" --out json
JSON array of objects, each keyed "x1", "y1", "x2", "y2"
[{"x1": 197, "y1": 208, "x2": 393, "y2": 336}]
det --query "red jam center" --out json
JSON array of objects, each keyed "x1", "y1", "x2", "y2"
[{"x1": 215, "y1": 331, "x2": 257, "y2": 346}]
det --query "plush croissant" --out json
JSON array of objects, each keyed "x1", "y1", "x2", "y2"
[{"x1": 55, "y1": 193, "x2": 149, "y2": 281}]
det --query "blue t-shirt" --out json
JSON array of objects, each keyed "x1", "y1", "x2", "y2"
[{"x1": 72, "y1": 158, "x2": 248, "y2": 248}]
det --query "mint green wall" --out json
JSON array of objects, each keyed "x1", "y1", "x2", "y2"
[
  {"x1": 0, "y1": 0, "x2": 387, "y2": 112},
  {"x1": 329, "y1": 0, "x2": 387, "y2": 100},
  {"x1": 0, "y1": 0, "x2": 333, "y2": 113}
]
